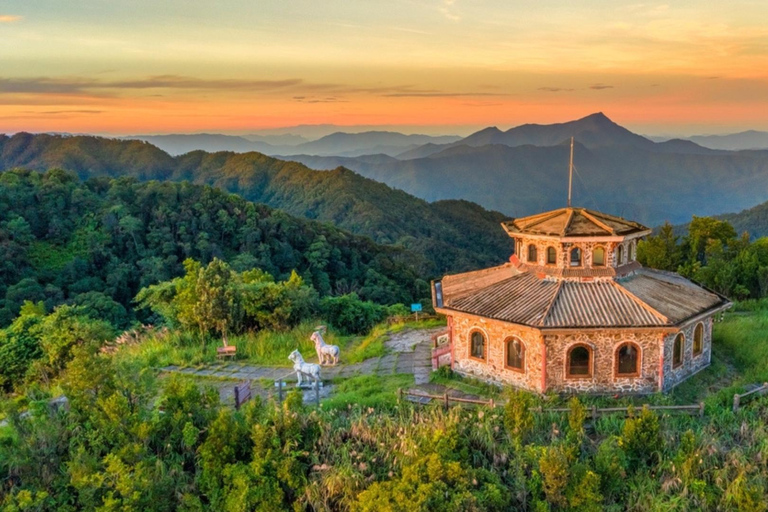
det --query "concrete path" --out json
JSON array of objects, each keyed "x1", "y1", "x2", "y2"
[{"x1": 159, "y1": 327, "x2": 444, "y2": 404}]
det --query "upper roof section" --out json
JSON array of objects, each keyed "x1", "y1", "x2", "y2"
[{"x1": 502, "y1": 207, "x2": 650, "y2": 238}]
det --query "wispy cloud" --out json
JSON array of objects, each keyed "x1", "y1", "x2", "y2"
[
  {"x1": 0, "y1": 15, "x2": 22, "y2": 23},
  {"x1": 0, "y1": 76, "x2": 307, "y2": 96},
  {"x1": 293, "y1": 96, "x2": 348, "y2": 103},
  {"x1": 439, "y1": 0, "x2": 461, "y2": 22},
  {"x1": 589, "y1": 83, "x2": 614, "y2": 90},
  {"x1": 538, "y1": 87, "x2": 574, "y2": 92}
]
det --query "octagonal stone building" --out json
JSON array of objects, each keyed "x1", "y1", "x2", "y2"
[{"x1": 432, "y1": 207, "x2": 731, "y2": 394}]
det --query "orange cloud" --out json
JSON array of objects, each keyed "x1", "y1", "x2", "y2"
[{"x1": 0, "y1": 15, "x2": 21, "y2": 23}]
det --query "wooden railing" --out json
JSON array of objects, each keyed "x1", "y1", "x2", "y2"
[
  {"x1": 399, "y1": 389, "x2": 705, "y2": 417},
  {"x1": 733, "y1": 382, "x2": 768, "y2": 412}
]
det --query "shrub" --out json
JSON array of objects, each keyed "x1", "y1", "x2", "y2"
[
  {"x1": 504, "y1": 389, "x2": 535, "y2": 446},
  {"x1": 593, "y1": 436, "x2": 628, "y2": 500},
  {"x1": 319, "y1": 293, "x2": 385, "y2": 335},
  {"x1": 621, "y1": 406, "x2": 662, "y2": 465},
  {"x1": 539, "y1": 445, "x2": 569, "y2": 508}
]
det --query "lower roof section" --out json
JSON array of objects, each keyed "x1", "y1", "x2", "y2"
[{"x1": 440, "y1": 266, "x2": 729, "y2": 329}]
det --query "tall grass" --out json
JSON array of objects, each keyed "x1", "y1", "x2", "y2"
[{"x1": 115, "y1": 317, "x2": 445, "y2": 369}]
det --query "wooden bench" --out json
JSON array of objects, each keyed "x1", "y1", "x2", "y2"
[{"x1": 216, "y1": 345, "x2": 237, "y2": 358}]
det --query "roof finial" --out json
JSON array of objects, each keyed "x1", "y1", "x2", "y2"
[{"x1": 567, "y1": 136, "x2": 574, "y2": 207}]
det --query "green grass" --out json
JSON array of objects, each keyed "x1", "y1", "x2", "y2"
[
  {"x1": 344, "y1": 317, "x2": 446, "y2": 364},
  {"x1": 429, "y1": 367, "x2": 504, "y2": 399},
  {"x1": 321, "y1": 373, "x2": 414, "y2": 410}
]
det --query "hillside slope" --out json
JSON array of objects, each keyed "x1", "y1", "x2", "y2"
[
  {"x1": 0, "y1": 169, "x2": 428, "y2": 325},
  {"x1": 289, "y1": 141, "x2": 768, "y2": 226},
  {"x1": 0, "y1": 133, "x2": 512, "y2": 274}
]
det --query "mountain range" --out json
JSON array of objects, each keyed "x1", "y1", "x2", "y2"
[
  {"x1": 284, "y1": 113, "x2": 768, "y2": 226},
  {"x1": 126, "y1": 131, "x2": 461, "y2": 157}
]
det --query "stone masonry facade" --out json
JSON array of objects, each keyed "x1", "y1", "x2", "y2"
[
  {"x1": 448, "y1": 313, "x2": 714, "y2": 394},
  {"x1": 662, "y1": 317, "x2": 713, "y2": 391},
  {"x1": 518, "y1": 236, "x2": 639, "y2": 273},
  {"x1": 451, "y1": 314, "x2": 544, "y2": 392},
  {"x1": 543, "y1": 330, "x2": 661, "y2": 394}
]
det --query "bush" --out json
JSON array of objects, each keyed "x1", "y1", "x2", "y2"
[
  {"x1": 621, "y1": 406, "x2": 662, "y2": 465},
  {"x1": 319, "y1": 293, "x2": 385, "y2": 335},
  {"x1": 504, "y1": 389, "x2": 535, "y2": 446}
]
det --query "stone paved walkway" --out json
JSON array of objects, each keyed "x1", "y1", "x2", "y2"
[{"x1": 159, "y1": 327, "x2": 444, "y2": 401}]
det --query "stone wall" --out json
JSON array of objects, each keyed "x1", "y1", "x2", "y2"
[
  {"x1": 517, "y1": 236, "x2": 637, "y2": 272},
  {"x1": 662, "y1": 317, "x2": 712, "y2": 391},
  {"x1": 448, "y1": 312, "x2": 713, "y2": 394},
  {"x1": 451, "y1": 314, "x2": 544, "y2": 392},
  {"x1": 543, "y1": 330, "x2": 662, "y2": 394}
]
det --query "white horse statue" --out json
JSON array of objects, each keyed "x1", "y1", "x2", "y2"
[
  {"x1": 311, "y1": 327, "x2": 339, "y2": 366},
  {"x1": 288, "y1": 349, "x2": 320, "y2": 387}
]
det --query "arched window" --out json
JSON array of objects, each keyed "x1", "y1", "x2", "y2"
[
  {"x1": 567, "y1": 345, "x2": 592, "y2": 378},
  {"x1": 593, "y1": 246, "x2": 606, "y2": 267},
  {"x1": 547, "y1": 247, "x2": 557, "y2": 265},
  {"x1": 528, "y1": 244, "x2": 537, "y2": 263},
  {"x1": 673, "y1": 333, "x2": 684, "y2": 368},
  {"x1": 615, "y1": 343, "x2": 640, "y2": 377},
  {"x1": 693, "y1": 323, "x2": 704, "y2": 356},
  {"x1": 470, "y1": 330, "x2": 486, "y2": 360},
  {"x1": 570, "y1": 247, "x2": 582, "y2": 267},
  {"x1": 617, "y1": 245, "x2": 624, "y2": 265},
  {"x1": 629, "y1": 241, "x2": 636, "y2": 261},
  {"x1": 505, "y1": 337, "x2": 525, "y2": 371}
]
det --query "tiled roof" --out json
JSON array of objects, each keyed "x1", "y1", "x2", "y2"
[
  {"x1": 448, "y1": 273, "x2": 559, "y2": 325},
  {"x1": 544, "y1": 281, "x2": 664, "y2": 327},
  {"x1": 443, "y1": 268, "x2": 728, "y2": 329},
  {"x1": 617, "y1": 270, "x2": 724, "y2": 324},
  {"x1": 502, "y1": 207, "x2": 650, "y2": 237}
]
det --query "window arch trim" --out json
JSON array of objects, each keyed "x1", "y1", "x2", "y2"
[
  {"x1": 468, "y1": 328, "x2": 488, "y2": 362},
  {"x1": 672, "y1": 332, "x2": 685, "y2": 369},
  {"x1": 569, "y1": 247, "x2": 582, "y2": 267},
  {"x1": 546, "y1": 246, "x2": 557, "y2": 265},
  {"x1": 693, "y1": 322, "x2": 704, "y2": 357},
  {"x1": 527, "y1": 244, "x2": 538, "y2": 263},
  {"x1": 504, "y1": 336, "x2": 526, "y2": 373},
  {"x1": 614, "y1": 342, "x2": 641, "y2": 378},
  {"x1": 593, "y1": 246, "x2": 606, "y2": 267},
  {"x1": 566, "y1": 343, "x2": 593, "y2": 379},
  {"x1": 617, "y1": 245, "x2": 624, "y2": 266}
]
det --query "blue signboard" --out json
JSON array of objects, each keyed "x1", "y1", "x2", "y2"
[{"x1": 411, "y1": 303, "x2": 423, "y2": 312}]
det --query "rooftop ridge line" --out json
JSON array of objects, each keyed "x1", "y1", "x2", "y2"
[
  {"x1": 561, "y1": 209, "x2": 575, "y2": 237},
  {"x1": 580, "y1": 209, "x2": 616, "y2": 235},
  {"x1": 538, "y1": 279, "x2": 564, "y2": 326}
]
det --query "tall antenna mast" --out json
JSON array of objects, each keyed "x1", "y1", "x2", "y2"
[{"x1": 567, "y1": 136, "x2": 574, "y2": 207}]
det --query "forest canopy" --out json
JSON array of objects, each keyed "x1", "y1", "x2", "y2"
[{"x1": 0, "y1": 169, "x2": 427, "y2": 327}]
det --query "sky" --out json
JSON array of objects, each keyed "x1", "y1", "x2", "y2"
[{"x1": 2, "y1": 0, "x2": 768, "y2": 136}]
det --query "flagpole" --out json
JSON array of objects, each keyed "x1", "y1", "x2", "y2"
[{"x1": 567, "y1": 136, "x2": 574, "y2": 207}]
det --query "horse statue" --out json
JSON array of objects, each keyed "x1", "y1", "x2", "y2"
[
  {"x1": 288, "y1": 349, "x2": 320, "y2": 387},
  {"x1": 311, "y1": 327, "x2": 339, "y2": 366}
]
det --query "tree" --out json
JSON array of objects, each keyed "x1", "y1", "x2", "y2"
[
  {"x1": 192, "y1": 258, "x2": 241, "y2": 346},
  {"x1": 637, "y1": 222, "x2": 680, "y2": 271}
]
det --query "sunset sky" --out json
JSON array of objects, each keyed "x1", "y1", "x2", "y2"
[{"x1": 2, "y1": 0, "x2": 768, "y2": 135}]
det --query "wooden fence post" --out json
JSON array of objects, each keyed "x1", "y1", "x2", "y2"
[
  {"x1": 444, "y1": 392, "x2": 449, "y2": 410},
  {"x1": 397, "y1": 388, "x2": 402, "y2": 405},
  {"x1": 234, "y1": 385, "x2": 241, "y2": 410},
  {"x1": 699, "y1": 402, "x2": 705, "y2": 417},
  {"x1": 733, "y1": 393, "x2": 740, "y2": 413},
  {"x1": 278, "y1": 379, "x2": 283, "y2": 404},
  {"x1": 314, "y1": 379, "x2": 320, "y2": 409},
  {"x1": 591, "y1": 405, "x2": 597, "y2": 420},
  {"x1": 488, "y1": 398, "x2": 494, "y2": 409}
]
